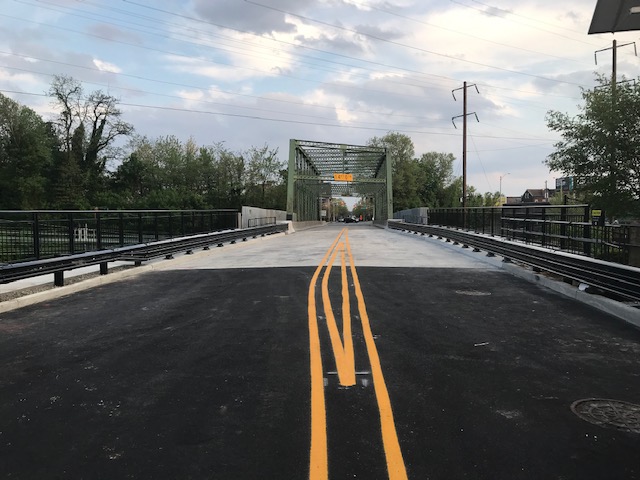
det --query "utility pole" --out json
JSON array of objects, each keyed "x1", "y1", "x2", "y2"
[
  {"x1": 452, "y1": 82, "x2": 479, "y2": 226},
  {"x1": 594, "y1": 40, "x2": 636, "y2": 95},
  {"x1": 594, "y1": 40, "x2": 637, "y2": 221}
]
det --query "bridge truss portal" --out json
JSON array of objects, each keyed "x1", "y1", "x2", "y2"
[{"x1": 286, "y1": 139, "x2": 392, "y2": 223}]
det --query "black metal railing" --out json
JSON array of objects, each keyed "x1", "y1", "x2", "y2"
[
  {"x1": 427, "y1": 205, "x2": 632, "y2": 265},
  {"x1": 0, "y1": 223, "x2": 287, "y2": 287},
  {"x1": 395, "y1": 214, "x2": 429, "y2": 225},
  {"x1": 0, "y1": 209, "x2": 238, "y2": 263},
  {"x1": 388, "y1": 221, "x2": 640, "y2": 303},
  {"x1": 247, "y1": 216, "x2": 277, "y2": 228}
]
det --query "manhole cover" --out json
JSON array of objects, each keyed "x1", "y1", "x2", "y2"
[
  {"x1": 455, "y1": 290, "x2": 491, "y2": 296},
  {"x1": 571, "y1": 398, "x2": 640, "y2": 433}
]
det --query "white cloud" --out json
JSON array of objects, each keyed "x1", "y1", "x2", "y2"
[
  {"x1": 2, "y1": 0, "x2": 639, "y2": 198},
  {"x1": 93, "y1": 59, "x2": 122, "y2": 74}
]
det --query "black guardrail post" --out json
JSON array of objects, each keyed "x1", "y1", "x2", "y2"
[
  {"x1": 560, "y1": 206, "x2": 567, "y2": 250},
  {"x1": 138, "y1": 212, "x2": 144, "y2": 244},
  {"x1": 32, "y1": 212, "x2": 40, "y2": 260},
  {"x1": 68, "y1": 212, "x2": 75, "y2": 255},
  {"x1": 96, "y1": 211, "x2": 102, "y2": 250},
  {"x1": 541, "y1": 208, "x2": 547, "y2": 248},
  {"x1": 154, "y1": 212, "x2": 159, "y2": 241},
  {"x1": 583, "y1": 205, "x2": 591, "y2": 257},
  {"x1": 118, "y1": 212, "x2": 125, "y2": 247}
]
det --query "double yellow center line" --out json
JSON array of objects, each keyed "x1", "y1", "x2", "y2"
[{"x1": 308, "y1": 228, "x2": 408, "y2": 480}]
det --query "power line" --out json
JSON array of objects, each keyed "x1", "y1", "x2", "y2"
[
  {"x1": 449, "y1": 0, "x2": 602, "y2": 47},
  {"x1": 0, "y1": 87, "x2": 561, "y2": 142},
  {"x1": 345, "y1": 0, "x2": 594, "y2": 67},
  {"x1": 245, "y1": 0, "x2": 589, "y2": 87},
  {"x1": 0, "y1": 53, "x2": 448, "y2": 122},
  {"x1": 82, "y1": 0, "x2": 587, "y2": 100}
]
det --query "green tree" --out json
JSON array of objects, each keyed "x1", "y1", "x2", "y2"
[
  {"x1": 352, "y1": 198, "x2": 373, "y2": 220},
  {"x1": 546, "y1": 74, "x2": 640, "y2": 219},
  {"x1": 367, "y1": 132, "x2": 421, "y2": 211},
  {"x1": 415, "y1": 152, "x2": 456, "y2": 207},
  {"x1": 244, "y1": 145, "x2": 283, "y2": 208},
  {"x1": 483, "y1": 191, "x2": 501, "y2": 206},
  {"x1": 441, "y1": 177, "x2": 463, "y2": 207},
  {"x1": 48, "y1": 75, "x2": 133, "y2": 207},
  {"x1": 0, "y1": 94, "x2": 56, "y2": 209}
]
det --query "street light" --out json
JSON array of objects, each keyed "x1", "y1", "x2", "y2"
[{"x1": 499, "y1": 172, "x2": 510, "y2": 198}]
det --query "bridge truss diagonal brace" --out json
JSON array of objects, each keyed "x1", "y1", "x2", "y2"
[{"x1": 286, "y1": 139, "x2": 392, "y2": 222}]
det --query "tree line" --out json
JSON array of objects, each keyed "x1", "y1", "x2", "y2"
[
  {"x1": 4, "y1": 74, "x2": 633, "y2": 216},
  {"x1": 0, "y1": 76, "x2": 285, "y2": 211},
  {"x1": 1, "y1": 76, "x2": 484, "y2": 212}
]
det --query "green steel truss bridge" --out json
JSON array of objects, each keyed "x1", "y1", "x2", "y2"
[{"x1": 286, "y1": 139, "x2": 393, "y2": 222}]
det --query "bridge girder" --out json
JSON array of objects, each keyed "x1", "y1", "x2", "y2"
[{"x1": 286, "y1": 139, "x2": 392, "y2": 222}]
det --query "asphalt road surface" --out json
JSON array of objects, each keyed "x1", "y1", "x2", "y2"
[{"x1": 1, "y1": 223, "x2": 639, "y2": 479}]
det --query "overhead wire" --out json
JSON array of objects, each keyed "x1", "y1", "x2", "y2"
[
  {"x1": 244, "y1": 0, "x2": 590, "y2": 87},
  {"x1": 120, "y1": 0, "x2": 589, "y2": 99},
  {"x1": 2, "y1": 0, "x2": 576, "y2": 141},
  {"x1": 25, "y1": 0, "x2": 454, "y2": 94},
  {"x1": 0, "y1": 1, "x2": 586, "y2": 147},
  {"x1": 344, "y1": 0, "x2": 594, "y2": 67}
]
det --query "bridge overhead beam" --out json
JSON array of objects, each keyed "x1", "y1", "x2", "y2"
[{"x1": 286, "y1": 139, "x2": 392, "y2": 222}]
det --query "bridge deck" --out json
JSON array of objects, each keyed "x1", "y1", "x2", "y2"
[{"x1": 0, "y1": 223, "x2": 639, "y2": 479}]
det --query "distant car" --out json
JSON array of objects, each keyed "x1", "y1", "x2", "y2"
[{"x1": 344, "y1": 217, "x2": 355, "y2": 223}]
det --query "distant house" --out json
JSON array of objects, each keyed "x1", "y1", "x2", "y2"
[{"x1": 521, "y1": 188, "x2": 556, "y2": 204}]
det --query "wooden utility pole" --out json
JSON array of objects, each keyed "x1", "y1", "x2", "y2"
[
  {"x1": 452, "y1": 83, "x2": 479, "y2": 225},
  {"x1": 594, "y1": 40, "x2": 637, "y2": 221}
]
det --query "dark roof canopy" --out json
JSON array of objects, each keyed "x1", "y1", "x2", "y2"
[{"x1": 589, "y1": 0, "x2": 640, "y2": 34}]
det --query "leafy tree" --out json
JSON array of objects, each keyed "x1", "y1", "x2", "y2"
[
  {"x1": 546, "y1": 74, "x2": 640, "y2": 219},
  {"x1": 329, "y1": 198, "x2": 350, "y2": 220},
  {"x1": 367, "y1": 132, "x2": 421, "y2": 211},
  {"x1": 483, "y1": 191, "x2": 502, "y2": 207},
  {"x1": 48, "y1": 75, "x2": 133, "y2": 207},
  {"x1": 415, "y1": 152, "x2": 457, "y2": 207},
  {"x1": 352, "y1": 198, "x2": 373, "y2": 220},
  {"x1": 0, "y1": 94, "x2": 56, "y2": 209},
  {"x1": 440, "y1": 177, "x2": 463, "y2": 207},
  {"x1": 244, "y1": 145, "x2": 283, "y2": 208}
]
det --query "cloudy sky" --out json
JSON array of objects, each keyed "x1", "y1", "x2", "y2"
[{"x1": 1, "y1": 0, "x2": 639, "y2": 198}]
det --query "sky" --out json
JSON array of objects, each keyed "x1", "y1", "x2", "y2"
[{"x1": 1, "y1": 0, "x2": 639, "y2": 200}]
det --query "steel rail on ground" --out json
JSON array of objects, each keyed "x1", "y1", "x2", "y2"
[
  {"x1": 388, "y1": 221, "x2": 640, "y2": 303},
  {"x1": 0, "y1": 224, "x2": 287, "y2": 287}
]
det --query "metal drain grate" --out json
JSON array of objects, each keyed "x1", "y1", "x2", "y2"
[{"x1": 571, "y1": 398, "x2": 640, "y2": 433}]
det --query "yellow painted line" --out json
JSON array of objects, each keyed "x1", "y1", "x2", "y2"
[
  {"x1": 345, "y1": 231, "x2": 409, "y2": 480},
  {"x1": 309, "y1": 229, "x2": 346, "y2": 480},
  {"x1": 321, "y1": 242, "x2": 356, "y2": 386},
  {"x1": 340, "y1": 244, "x2": 356, "y2": 386},
  {"x1": 309, "y1": 228, "x2": 408, "y2": 480}
]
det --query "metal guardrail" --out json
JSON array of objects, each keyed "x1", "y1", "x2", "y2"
[
  {"x1": 247, "y1": 216, "x2": 277, "y2": 228},
  {"x1": 427, "y1": 205, "x2": 632, "y2": 264},
  {"x1": 0, "y1": 224, "x2": 287, "y2": 287},
  {"x1": 0, "y1": 209, "x2": 239, "y2": 263},
  {"x1": 388, "y1": 221, "x2": 640, "y2": 303}
]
